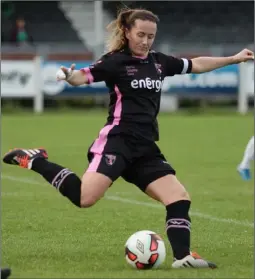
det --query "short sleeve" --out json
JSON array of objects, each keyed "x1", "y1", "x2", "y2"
[
  {"x1": 79, "y1": 53, "x2": 116, "y2": 84},
  {"x1": 157, "y1": 52, "x2": 193, "y2": 77}
]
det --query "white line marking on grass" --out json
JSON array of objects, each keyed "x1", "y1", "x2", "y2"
[
  {"x1": 105, "y1": 196, "x2": 254, "y2": 228},
  {"x1": 3, "y1": 175, "x2": 43, "y2": 186},
  {"x1": 2, "y1": 174, "x2": 254, "y2": 228}
]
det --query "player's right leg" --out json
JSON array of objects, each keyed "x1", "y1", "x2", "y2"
[
  {"x1": 2, "y1": 148, "x2": 126, "y2": 208},
  {"x1": 237, "y1": 136, "x2": 254, "y2": 180}
]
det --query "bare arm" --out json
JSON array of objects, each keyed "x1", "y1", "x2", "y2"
[
  {"x1": 191, "y1": 56, "x2": 235, "y2": 73},
  {"x1": 191, "y1": 48, "x2": 254, "y2": 74}
]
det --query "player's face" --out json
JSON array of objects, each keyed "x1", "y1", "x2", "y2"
[{"x1": 126, "y1": 19, "x2": 157, "y2": 57}]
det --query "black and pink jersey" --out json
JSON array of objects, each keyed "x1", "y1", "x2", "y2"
[{"x1": 80, "y1": 46, "x2": 192, "y2": 143}]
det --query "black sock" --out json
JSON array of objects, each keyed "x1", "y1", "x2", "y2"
[
  {"x1": 165, "y1": 200, "x2": 191, "y2": 260},
  {"x1": 32, "y1": 158, "x2": 81, "y2": 207}
]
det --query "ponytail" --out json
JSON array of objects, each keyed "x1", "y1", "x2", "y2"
[{"x1": 106, "y1": 9, "x2": 135, "y2": 52}]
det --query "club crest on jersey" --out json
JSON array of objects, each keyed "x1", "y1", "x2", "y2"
[
  {"x1": 154, "y1": 63, "x2": 162, "y2": 74},
  {"x1": 105, "y1": 154, "x2": 116, "y2": 166}
]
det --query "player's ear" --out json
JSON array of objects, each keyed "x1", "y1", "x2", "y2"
[{"x1": 125, "y1": 28, "x2": 131, "y2": 40}]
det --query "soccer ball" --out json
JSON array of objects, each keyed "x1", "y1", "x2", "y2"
[{"x1": 125, "y1": 230, "x2": 166, "y2": 269}]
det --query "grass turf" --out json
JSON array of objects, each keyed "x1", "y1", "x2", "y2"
[{"x1": 1, "y1": 111, "x2": 254, "y2": 278}]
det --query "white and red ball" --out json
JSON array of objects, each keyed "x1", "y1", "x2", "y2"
[{"x1": 125, "y1": 230, "x2": 166, "y2": 269}]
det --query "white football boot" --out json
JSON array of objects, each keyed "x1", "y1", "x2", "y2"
[{"x1": 172, "y1": 251, "x2": 217, "y2": 269}]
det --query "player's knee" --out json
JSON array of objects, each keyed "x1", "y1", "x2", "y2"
[
  {"x1": 179, "y1": 189, "x2": 190, "y2": 201},
  {"x1": 80, "y1": 195, "x2": 99, "y2": 208},
  {"x1": 172, "y1": 185, "x2": 190, "y2": 201},
  {"x1": 163, "y1": 187, "x2": 190, "y2": 205},
  {"x1": 162, "y1": 190, "x2": 190, "y2": 205},
  {"x1": 80, "y1": 172, "x2": 112, "y2": 208},
  {"x1": 172, "y1": 178, "x2": 191, "y2": 201}
]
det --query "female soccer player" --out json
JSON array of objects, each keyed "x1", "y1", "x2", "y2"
[{"x1": 3, "y1": 8, "x2": 254, "y2": 269}]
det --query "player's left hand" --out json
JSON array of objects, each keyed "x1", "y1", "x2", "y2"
[{"x1": 233, "y1": 48, "x2": 254, "y2": 63}]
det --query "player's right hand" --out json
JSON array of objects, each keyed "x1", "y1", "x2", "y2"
[{"x1": 56, "y1": 63, "x2": 76, "y2": 81}]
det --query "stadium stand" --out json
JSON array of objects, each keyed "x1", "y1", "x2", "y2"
[
  {"x1": 104, "y1": 1, "x2": 253, "y2": 46},
  {"x1": 1, "y1": 1, "x2": 84, "y2": 45},
  {"x1": 1, "y1": 1, "x2": 253, "y2": 56}
]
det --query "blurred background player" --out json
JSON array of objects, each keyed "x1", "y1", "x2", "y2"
[{"x1": 237, "y1": 136, "x2": 254, "y2": 180}]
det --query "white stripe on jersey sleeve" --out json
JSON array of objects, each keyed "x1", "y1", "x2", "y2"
[{"x1": 181, "y1": 58, "x2": 189, "y2": 74}]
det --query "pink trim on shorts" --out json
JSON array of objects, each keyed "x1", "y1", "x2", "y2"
[
  {"x1": 80, "y1": 67, "x2": 94, "y2": 84},
  {"x1": 86, "y1": 85, "x2": 123, "y2": 172},
  {"x1": 87, "y1": 154, "x2": 103, "y2": 172}
]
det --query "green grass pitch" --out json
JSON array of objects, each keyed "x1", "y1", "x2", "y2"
[{"x1": 1, "y1": 111, "x2": 254, "y2": 278}]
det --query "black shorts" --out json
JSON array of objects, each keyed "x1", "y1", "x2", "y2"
[{"x1": 87, "y1": 134, "x2": 176, "y2": 192}]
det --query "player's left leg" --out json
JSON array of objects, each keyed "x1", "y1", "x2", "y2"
[
  {"x1": 237, "y1": 136, "x2": 254, "y2": 180},
  {"x1": 123, "y1": 143, "x2": 217, "y2": 269},
  {"x1": 145, "y1": 174, "x2": 216, "y2": 269}
]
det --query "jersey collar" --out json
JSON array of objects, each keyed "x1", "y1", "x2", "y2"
[{"x1": 122, "y1": 45, "x2": 150, "y2": 60}]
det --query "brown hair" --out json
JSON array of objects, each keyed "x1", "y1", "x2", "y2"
[{"x1": 106, "y1": 8, "x2": 159, "y2": 53}]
